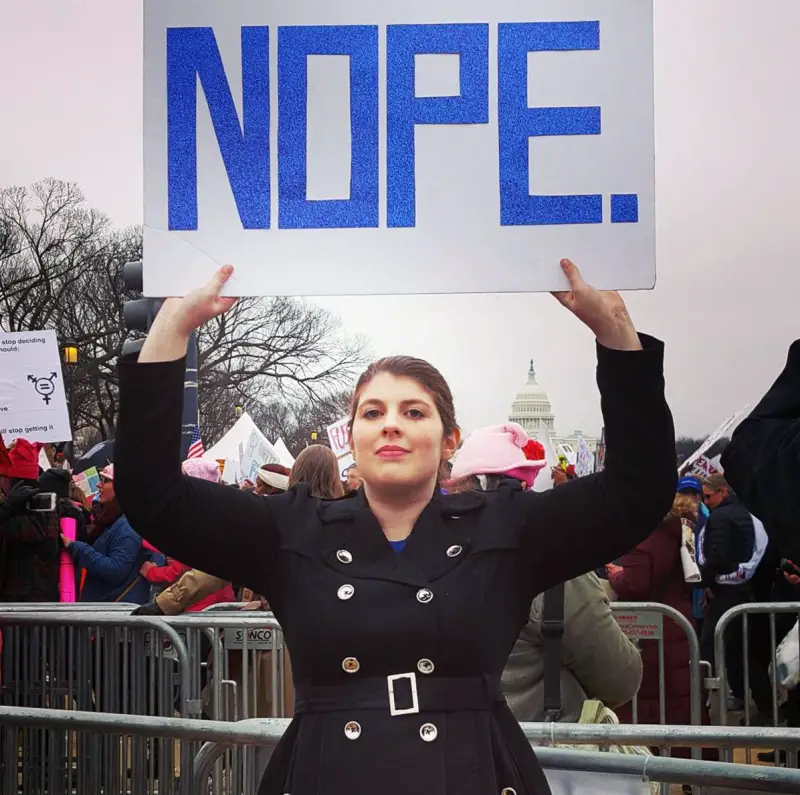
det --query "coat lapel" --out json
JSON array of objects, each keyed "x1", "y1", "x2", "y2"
[{"x1": 316, "y1": 488, "x2": 487, "y2": 586}]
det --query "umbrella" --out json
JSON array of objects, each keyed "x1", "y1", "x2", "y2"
[{"x1": 73, "y1": 439, "x2": 114, "y2": 476}]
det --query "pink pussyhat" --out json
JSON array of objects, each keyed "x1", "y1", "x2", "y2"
[
  {"x1": 182, "y1": 458, "x2": 221, "y2": 483},
  {"x1": 450, "y1": 423, "x2": 547, "y2": 489}
]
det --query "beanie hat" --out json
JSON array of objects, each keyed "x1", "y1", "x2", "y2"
[
  {"x1": 677, "y1": 476, "x2": 702, "y2": 495},
  {"x1": 451, "y1": 423, "x2": 547, "y2": 489},
  {"x1": 38, "y1": 468, "x2": 71, "y2": 499},
  {"x1": 100, "y1": 464, "x2": 115, "y2": 481},
  {"x1": 5, "y1": 439, "x2": 41, "y2": 481},
  {"x1": 257, "y1": 463, "x2": 290, "y2": 491},
  {"x1": 182, "y1": 458, "x2": 221, "y2": 483}
]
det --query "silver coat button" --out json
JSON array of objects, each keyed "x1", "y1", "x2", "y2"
[
  {"x1": 417, "y1": 658, "x2": 435, "y2": 675},
  {"x1": 344, "y1": 721, "x2": 361, "y2": 740},
  {"x1": 336, "y1": 549, "x2": 353, "y2": 564},
  {"x1": 420, "y1": 723, "x2": 438, "y2": 742},
  {"x1": 446, "y1": 545, "x2": 463, "y2": 557},
  {"x1": 416, "y1": 588, "x2": 434, "y2": 604},
  {"x1": 337, "y1": 584, "x2": 355, "y2": 600},
  {"x1": 342, "y1": 657, "x2": 360, "y2": 674},
  {"x1": 501, "y1": 789, "x2": 517, "y2": 795}
]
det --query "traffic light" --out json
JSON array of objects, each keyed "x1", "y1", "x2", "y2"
[{"x1": 122, "y1": 261, "x2": 163, "y2": 332}]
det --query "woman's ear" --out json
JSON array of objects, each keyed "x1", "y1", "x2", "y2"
[{"x1": 442, "y1": 428, "x2": 461, "y2": 463}]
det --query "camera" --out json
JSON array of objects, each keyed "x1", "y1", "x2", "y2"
[{"x1": 27, "y1": 492, "x2": 57, "y2": 512}]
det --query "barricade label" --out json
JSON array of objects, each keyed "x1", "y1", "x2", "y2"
[
  {"x1": 225, "y1": 627, "x2": 284, "y2": 650},
  {"x1": 614, "y1": 611, "x2": 663, "y2": 640}
]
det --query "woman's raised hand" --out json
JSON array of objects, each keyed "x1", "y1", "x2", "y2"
[
  {"x1": 551, "y1": 259, "x2": 642, "y2": 351},
  {"x1": 159, "y1": 265, "x2": 237, "y2": 337}
]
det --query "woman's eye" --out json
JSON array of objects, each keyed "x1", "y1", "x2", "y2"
[
  {"x1": 407, "y1": 408, "x2": 425, "y2": 419},
  {"x1": 363, "y1": 409, "x2": 381, "y2": 419}
]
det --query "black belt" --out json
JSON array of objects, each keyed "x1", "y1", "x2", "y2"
[{"x1": 294, "y1": 673, "x2": 504, "y2": 716}]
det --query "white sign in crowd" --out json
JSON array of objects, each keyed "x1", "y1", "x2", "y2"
[
  {"x1": 0, "y1": 330, "x2": 72, "y2": 444},
  {"x1": 143, "y1": 0, "x2": 655, "y2": 297}
]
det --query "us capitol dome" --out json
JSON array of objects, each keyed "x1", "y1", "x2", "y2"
[{"x1": 508, "y1": 360, "x2": 599, "y2": 456}]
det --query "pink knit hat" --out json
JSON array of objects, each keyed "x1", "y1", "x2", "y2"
[
  {"x1": 182, "y1": 458, "x2": 221, "y2": 483},
  {"x1": 450, "y1": 423, "x2": 547, "y2": 489}
]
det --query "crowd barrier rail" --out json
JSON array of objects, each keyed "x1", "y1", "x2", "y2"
[
  {"x1": 713, "y1": 600, "x2": 800, "y2": 766},
  {"x1": 2, "y1": 706, "x2": 800, "y2": 794}
]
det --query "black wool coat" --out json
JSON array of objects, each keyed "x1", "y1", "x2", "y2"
[{"x1": 115, "y1": 335, "x2": 676, "y2": 795}]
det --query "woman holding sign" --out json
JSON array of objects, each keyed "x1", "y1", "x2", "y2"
[{"x1": 115, "y1": 259, "x2": 676, "y2": 795}]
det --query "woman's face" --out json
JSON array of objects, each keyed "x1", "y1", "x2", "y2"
[
  {"x1": 97, "y1": 475, "x2": 116, "y2": 504},
  {"x1": 351, "y1": 373, "x2": 458, "y2": 493}
]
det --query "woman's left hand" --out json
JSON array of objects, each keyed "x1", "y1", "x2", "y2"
[
  {"x1": 60, "y1": 534, "x2": 72, "y2": 549},
  {"x1": 552, "y1": 259, "x2": 642, "y2": 351},
  {"x1": 606, "y1": 562, "x2": 623, "y2": 577}
]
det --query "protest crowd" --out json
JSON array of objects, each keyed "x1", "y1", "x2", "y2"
[{"x1": 1, "y1": 264, "x2": 800, "y2": 795}]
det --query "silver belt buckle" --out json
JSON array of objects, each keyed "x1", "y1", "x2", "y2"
[{"x1": 387, "y1": 672, "x2": 419, "y2": 716}]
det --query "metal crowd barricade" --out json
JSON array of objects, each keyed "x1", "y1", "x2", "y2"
[
  {"x1": 713, "y1": 600, "x2": 800, "y2": 765},
  {"x1": 2, "y1": 706, "x2": 800, "y2": 794}
]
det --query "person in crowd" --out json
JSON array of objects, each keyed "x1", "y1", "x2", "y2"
[
  {"x1": 676, "y1": 475, "x2": 709, "y2": 634},
  {"x1": 722, "y1": 341, "x2": 800, "y2": 561},
  {"x1": 62, "y1": 465, "x2": 153, "y2": 603},
  {"x1": 115, "y1": 259, "x2": 676, "y2": 795},
  {"x1": 450, "y1": 422, "x2": 643, "y2": 722},
  {"x1": 607, "y1": 494, "x2": 704, "y2": 732},
  {"x1": 0, "y1": 439, "x2": 60, "y2": 602},
  {"x1": 345, "y1": 463, "x2": 362, "y2": 493},
  {"x1": 289, "y1": 445, "x2": 344, "y2": 500},
  {"x1": 698, "y1": 474, "x2": 770, "y2": 716},
  {"x1": 255, "y1": 463, "x2": 291, "y2": 496}
]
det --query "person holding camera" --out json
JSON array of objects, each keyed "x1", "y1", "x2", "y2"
[{"x1": 0, "y1": 438, "x2": 60, "y2": 603}]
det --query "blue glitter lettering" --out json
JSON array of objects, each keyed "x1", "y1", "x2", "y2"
[
  {"x1": 498, "y1": 22, "x2": 602, "y2": 226},
  {"x1": 611, "y1": 193, "x2": 639, "y2": 223},
  {"x1": 386, "y1": 24, "x2": 489, "y2": 228},
  {"x1": 167, "y1": 27, "x2": 270, "y2": 231},
  {"x1": 278, "y1": 26, "x2": 379, "y2": 229}
]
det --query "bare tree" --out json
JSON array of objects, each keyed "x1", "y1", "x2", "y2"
[{"x1": 0, "y1": 179, "x2": 367, "y2": 454}]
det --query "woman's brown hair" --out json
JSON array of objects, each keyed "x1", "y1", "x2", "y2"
[
  {"x1": 289, "y1": 445, "x2": 344, "y2": 499},
  {"x1": 669, "y1": 493, "x2": 698, "y2": 524},
  {"x1": 348, "y1": 355, "x2": 458, "y2": 437}
]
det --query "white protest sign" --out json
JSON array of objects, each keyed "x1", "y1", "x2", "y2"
[
  {"x1": 143, "y1": 0, "x2": 655, "y2": 296},
  {"x1": 0, "y1": 331, "x2": 72, "y2": 444},
  {"x1": 327, "y1": 417, "x2": 352, "y2": 459},
  {"x1": 240, "y1": 427, "x2": 281, "y2": 482},
  {"x1": 575, "y1": 437, "x2": 595, "y2": 478},
  {"x1": 679, "y1": 407, "x2": 749, "y2": 475}
]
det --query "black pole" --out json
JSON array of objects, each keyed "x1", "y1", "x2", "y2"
[{"x1": 180, "y1": 332, "x2": 199, "y2": 460}]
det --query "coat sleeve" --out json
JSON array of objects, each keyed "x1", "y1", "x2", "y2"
[
  {"x1": 155, "y1": 569, "x2": 227, "y2": 615},
  {"x1": 722, "y1": 340, "x2": 800, "y2": 552},
  {"x1": 559, "y1": 573, "x2": 643, "y2": 710},
  {"x1": 143, "y1": 558, "x2": 190, "y2": 584},
  {"x1": 607, "y1": 545, "x2": 656, "y2": 601},
  {"x1": 71, "y1": 525, "x2": 141, "y2": 586},
  {"x1": 512, "y1": 335, "x2": 676, "y2": 593},
  {"x1": 115, "y1": 356, "x2": 283, "y2": 597},
  {"x1": 0, "y1": 514, "x2": 50, "y2": 543}
]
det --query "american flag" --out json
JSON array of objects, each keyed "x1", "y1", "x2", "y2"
[{"x1": 187, "y1": 425, "x2": 205, "y2": 459}]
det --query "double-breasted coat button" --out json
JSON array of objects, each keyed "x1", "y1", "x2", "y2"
[
  {"x1": 344, "y1": 721, "x2": 361, "y2": 740},
  {"x1": 501, "y1": 789, "x2": 517, "y2": 795},
  {"x1": 416, "y1": 588, "x2": 434, "y2": 604},
  {"x1": 336, "y1": 549, "x2": 353, "y2": 564},
  {"x1": 342, "y1": 657, "x2": 360, "y2": 674},
  {"x1": 446, "y1": 544, "x2": 463, "y2": 557},
  {"x1": 420, "y1": 723, "x2": 438, "y2": 742},
  {"x1": 337, "y1": 584, "x2": 355, "y2": 600},
  {"x1": 417, "y1": 658, "x2": 435, "y2": 675}
]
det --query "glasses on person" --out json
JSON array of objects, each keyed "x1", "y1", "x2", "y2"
[{"x1": 99, "y1": 476, "x2": 113, "y2": 485}]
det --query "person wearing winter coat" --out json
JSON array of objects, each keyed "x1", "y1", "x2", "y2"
[
  {"x1": 722, "y1": 339, "x2": 800, "y2": 561},
  {"x1": 449, "y1": 422, "x2": 643, "y2": 722},
  {"x1": 607, "y1": 494, "x2": 699, "y2": 731},
  {"x1": 114, "y1": 260, "x2": 677, "y2": 795},
  {"x1": 63, "y1": 465, "x2": 152, "y2": 604}
]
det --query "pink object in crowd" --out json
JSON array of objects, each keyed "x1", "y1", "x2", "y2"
[{"x1": 59, "y1": 517, "x2": 77, "y2": 602}]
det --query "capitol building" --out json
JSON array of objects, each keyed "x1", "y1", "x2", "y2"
[{"x1": 508, "y1": 360, "x2": 600, "y2": 456}]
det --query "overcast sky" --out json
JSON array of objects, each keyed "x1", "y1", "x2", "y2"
[{"x1": 1, "y1": 0, "x2": 798, "y2": 439}]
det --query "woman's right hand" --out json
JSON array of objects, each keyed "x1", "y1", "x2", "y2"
[{"x1": 158, "y1": 265, "x2": 237, "y2": 337}]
